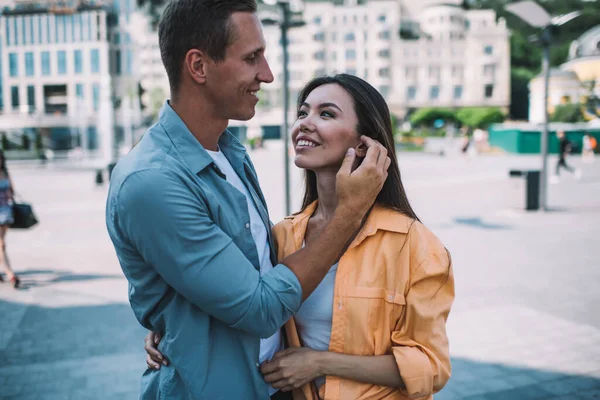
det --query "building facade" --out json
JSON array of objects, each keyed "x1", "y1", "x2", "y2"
[
  {"x1": 236, "y1": 0, "x2": 511, "y2": 134},
  {"x1": 0, "y1": 0, "x2": 140, "y2": 157}
]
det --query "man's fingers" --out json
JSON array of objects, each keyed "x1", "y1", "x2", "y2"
[
  {"x1": 338, "y1": 148, "x2": 357, "y2": 176},
  {"x1": 384, "y1": 156, "x2": 391, "y2": 173},
  {"x1": 359, "y1": 137, "x2": 382, "y2": 168},
  {"x1": 146, "y1": 354, "x2": 161, "y2": 370},
  {"x1": 154, "y1": 332, "x2": 161, "y2": 345}
]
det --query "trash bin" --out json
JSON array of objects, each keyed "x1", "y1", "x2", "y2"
[{"x1": 509, "y1": 169, "x2": 540, "y2": 211}]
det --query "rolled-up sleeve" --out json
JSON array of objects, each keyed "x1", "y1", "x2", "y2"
[
  {"x1": 116, "y1": 168, "x2": 302, "y2": 338},
  {"x1": 391, "y1": 249, "x2": 454, "y2": 399}
]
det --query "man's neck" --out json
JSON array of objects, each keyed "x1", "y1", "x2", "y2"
[{"x1": 169, "y1": 98, "x2": 228, "y2": 151}]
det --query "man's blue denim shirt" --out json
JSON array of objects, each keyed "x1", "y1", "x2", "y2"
[{"x1": 106, "y1": 102, "x2": 303, "y2": 399}]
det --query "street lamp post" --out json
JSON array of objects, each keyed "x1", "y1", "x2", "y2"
[
  {"x1": 281, "y1": 2, "x2": 292, "y2": 216},
  {"x1": 505, "y1": 1, "x2": 581, "y2": 211},
  {"x1": 261, "y1": 0, "x2": 304, "y2": 216}
]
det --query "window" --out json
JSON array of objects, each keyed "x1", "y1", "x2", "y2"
[
  {"x1": 9, "y1": 53, "x2": 18, "y2": 77},
  {"x1": 344, "y1": 33, "x2": 355, "y2": 42},
  {"x1": 11, "y1": 86, "x2": 19, "y2": 109},
  {"x1": 126, "y1": 50, "x2": 133, "y2": 74},
  {"x1": 331, "y1": 32, "x2": 337, "y2": 41},
  {"x1": 465, "y1": 20, "x2": 470, "y2": 30},
  {"x1": 453, "y1": 85, "x2": 463, "y2": 100},
  {"x1": 331, "y1": 52, "x2": 337, "y2": 61},
  {"x1": 5, "y1": 16, "x2": 11, "y2": 45},
  {"x1": 313, "y1": 16, "x2": 321, "y2": 25},
  {"x1": 364, "y1": 31, "x2": 368, "y2": 41},
  {"x1": 379, "y1": 68, "x2": 390, "y2": 78},
  {"x1": 58, "y1": 50, "x2": 67, "y2": 74},
  {"x1": 378, "y1": 15, "x2": 386, "y2": 23},
  {"x1": 74, "y1": 50, "x2": 83, "y2": 74},
  {"x1": 114, "y1": 32, "x2": 121, "y2": 44},
  {"x1": 115, "y1": 50, "x2": 122, "y2": 75},
  {"x1": 378, "y1": 49, "x2": 390, "y2": 58},
  {"x1": 315, "y1": 68, "x2": 326, "y2": 77},
  {"x1": 429, "y1": 66, "x2": 441, "y2": 80},
  {"x1": 378, "y1": 30, "x2": 390, "y2": 40},
  {"x1": 91, "y1": 49, "x2": 100, "y2": 73},
  {"x1": 314, "y1": 32, "x2": 325, "y2": 42},
  {"x1": 405, "y1": 66, "x2": 417, "y2": 80},
  {"x1": 42, "y1": 52, "x2": 51, "y2": 76},
  {"x1": 25, "y1": 52, "x2": 34, "y2": 76},
  {"x1": 484, "y1": 84, "x2": 494, "y2": 98},
  {"x1": 484, "y1": 45, "x2": 493, "y2": 55},
  {"x1": 92, "y1": 83, "x2": 100, "y2": 110},
  {"x1": 27, "y1": 85, "x2": 35, "y2": 112},
  {"x1": 452, "y1": 65, "x2": 463, "y2": 79},
  {"x1": 76, "y1": 83, "x2": 84, "y2": 99},
  {"x1": 346, "y1": 49, "x2": 356, "y2": 60},
  {"x1": 407, "y1": 86, "x2": 416, "y2": 100},
  {"x1": 483, "y1": 64, "x2": 496, "y2": 78},
  {"x1": 314, "y1": 51, "x2": 325, "y2": 61},
  {"x1": 430, "y1": 86, "x2": 440, "y2": 100},
  {"x1": 346, "y1": 68, "x2": 357, "y2": 75}
]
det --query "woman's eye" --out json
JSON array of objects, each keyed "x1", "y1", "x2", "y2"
[
  {"x1": 321, "y1": 110, "x2": 333, "y2": 118},
  {"x1": 297, "y1": 110, "x2": 307, "y2": 117}
]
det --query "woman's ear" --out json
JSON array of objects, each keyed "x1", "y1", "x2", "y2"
[{"x1": 355, "y1": 142, "x2": 367, "y2": 158}]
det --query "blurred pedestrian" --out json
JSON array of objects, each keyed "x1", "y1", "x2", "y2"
[
  {"x1": 582, "y1": 133, "x2": 596, "y2": 164},
  {"x1": 0, "y1": 150, "x2": 20, "y2": 288},
  {"x1": 552, "y1": 130, "x2": 581, "y2": 183}
]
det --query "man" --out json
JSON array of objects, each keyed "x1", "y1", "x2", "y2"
[
  {"x1": 552, "y1": 130, "x2": 581, "y2": 183},
  {"x1": 105, "y1": 0, "x2": 390, "y2": 399}
]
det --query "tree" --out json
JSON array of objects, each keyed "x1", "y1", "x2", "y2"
[
  {"x1": 409, "y1": 108, "x2": 457, "y2": 126},
  {"x1": 550, "y1": 103, "x2": 585, "y2": 122},
  {"x1": 457, "y1": 107, "x2": 505, "y2": 129}
]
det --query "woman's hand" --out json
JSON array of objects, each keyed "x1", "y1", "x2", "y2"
[
  {"x1": 260, "y1": 348, "x2": 323, "y2": 392},
  {"x1": 144, "y1": 331, "x2": 168, "y2": 370}
]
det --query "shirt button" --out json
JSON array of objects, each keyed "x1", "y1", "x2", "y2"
[
  {"x1": 388, "y1": 295, "x2": 394, "y2": 301},
  {"x1": 245, "y1": 223, "x2": 250, "y2": 229}
]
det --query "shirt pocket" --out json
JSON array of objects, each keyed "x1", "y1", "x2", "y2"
[{"x1": 346, "y1": 287, "x2": 406, "y2": 354}]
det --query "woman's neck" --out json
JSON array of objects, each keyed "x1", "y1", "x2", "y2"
[{"x1": 313, "y1": 170, "x2": 338, "y2": 223}]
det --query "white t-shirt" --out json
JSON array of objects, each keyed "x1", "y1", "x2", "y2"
[{"x1": 206, "y1": 148, "x2": 281, "y2": 395}]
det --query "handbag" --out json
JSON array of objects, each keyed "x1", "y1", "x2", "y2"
[{"x1": 10, "y1": 202, "x2": 38, "y2": 229}]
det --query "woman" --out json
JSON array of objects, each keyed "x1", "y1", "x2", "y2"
[
  {"x1": 145, "y1": 75, "x2": 454, "y2": 400},
  {"x1": 0, "y1": 150, "x2": 20, "y2": 288}
]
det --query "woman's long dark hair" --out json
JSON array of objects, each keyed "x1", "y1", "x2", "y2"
[{"x1": 297, "y1": 74, "x2": 419, "y2": 221}]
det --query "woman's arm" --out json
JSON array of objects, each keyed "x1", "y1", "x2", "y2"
[
  {"x1": 260, "y1": 348, "x2": 404, "y2": 392},
  {"x1": 318, "y1": 352, "x2": 405, "y2": 389}
]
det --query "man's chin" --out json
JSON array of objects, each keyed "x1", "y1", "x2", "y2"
[{"x1": 229, "y1": 108, "x2": 256, "y2": 122}]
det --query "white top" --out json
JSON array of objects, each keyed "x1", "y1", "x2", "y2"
[
  {"x1": 294, "y1": 254, "x2": 337, "y2": 389},
  {"x1": 206, "y1": 148, "x2": 282, "y2": 395}
]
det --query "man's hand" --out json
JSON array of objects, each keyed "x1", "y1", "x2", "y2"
[
  {"x1": 144, "y1": 331, "x2": 168, "y2": 370},
  {"x1": 260, "y1": 348, "x2": 323, "y2": 392},
  {"x1": 336, "y1": 136, "x2": 391, "y2": 219}
]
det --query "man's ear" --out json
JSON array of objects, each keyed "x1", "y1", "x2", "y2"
[
  {"x1": 185, "y1": 49, "x2": 208, "y2": 85},
  {"x1": 355, "y1": 142, "x2": 367, "y2": 157}
]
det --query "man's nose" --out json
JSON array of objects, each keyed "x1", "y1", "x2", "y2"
[{"x1": 258, "y1": 58, "x2": 274, "y2": 83}]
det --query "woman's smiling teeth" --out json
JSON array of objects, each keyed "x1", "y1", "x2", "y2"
[{"x1": 297, "y1": 140, "x2": 318, "y2": 147}]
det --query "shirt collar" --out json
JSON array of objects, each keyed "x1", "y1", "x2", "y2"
[
  {"x1": 158, "y1": 101, "x2": 247, "y2": 174},
  {"x1": 286, "y1": 200, "x2": 414, "y2": 249}
]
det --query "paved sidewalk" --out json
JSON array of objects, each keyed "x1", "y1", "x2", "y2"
[{"x1": 1, "y1": 150, "x2": 599, "y2": 399}]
